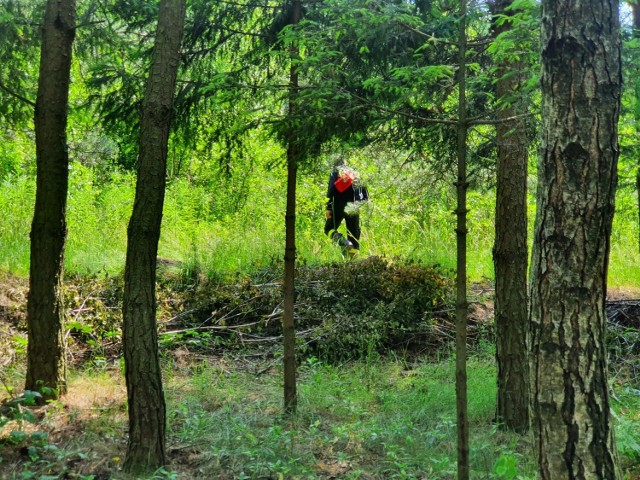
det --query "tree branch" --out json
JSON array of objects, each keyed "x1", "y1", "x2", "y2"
[
  {"x1": 397, "y1": 21, "x2": 492, "y2": 47},
  {"x1": 75, "y1": 20, "x2": 105, "y2": 29},
  {"x1": 467, "y1": 112, "x2": 534, "y2": 126},
  {"x1": 0, "y1": 80, "x2": 35, "y2": 108}
]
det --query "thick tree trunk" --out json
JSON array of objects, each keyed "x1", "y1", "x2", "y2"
[
  {"x1": 530, "y1": 0, "x2": 621, "y2": 477},
  {"x1": 282, "y1": 0, "x2": 302, "y2": 416},
  {"x1": 455, "y1": 0, "x2": 469, "y2": 478},
  {"x1": 489, "y1": 0, "x2": 530, "y2": 433},
  {"x1": 122, "y1": 0, "x2": 185, "y2": 474},
  {"x1": 26, "y1": 0, "x2": 76, "y2": 400}
]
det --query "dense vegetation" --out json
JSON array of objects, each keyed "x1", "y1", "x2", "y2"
[
  {"x1": 1, "y1": 261, "x2": 640, "y2": 478},
  {"x1": 1, "y1": 0, "x2": 640, "y2": 478}
]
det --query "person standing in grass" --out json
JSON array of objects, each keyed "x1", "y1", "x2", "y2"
[{"x1": 324, "y1": 157, "x2": 369, "y2": 258}]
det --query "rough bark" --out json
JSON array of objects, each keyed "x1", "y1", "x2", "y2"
[
  {"x1": 26, "y1": 0, "x2": 76, "y2": 400},
  {"x1": 282, "y1": 0, "x2": 302, "y2": 416},
  {"x1": 455, "y1": 0, "x2": 469, "y2": 477},
  {"x1": 530, "y1": 0, "x2": 621, "y2": 477},
  {"x1": 122, "y1": 0, "x2": 185, "y2": 473},
  {"x1": 489, "y1": 0, "x2": 530, "y2": 433}
]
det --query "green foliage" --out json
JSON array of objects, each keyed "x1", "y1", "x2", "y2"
[
  {"x1": 158, "y1": 357, "x2": 538, "y2": 479},
  {"x1": 493, "y1": 453, "x2": 518, "y2": 479},
  {"x1": 0, "y1": 173, "x2": 35, "y2": 275},
  {"x1": 0, "y1": 390, "x2": 40, "y2": 430},
  {"x1": 295, "y1": 256, "x2": 456, "y2": 361},
  {"x1": 609, "y1": 186, "x2": 640, "y2": 286},
  {"x1": 0, "y1": 130, "x2": 34, "y2": 180},
  {"x1": 63, "y1": 274, "x2": 124, "y2": 362},
  {"x1": 0, "y1": 430, "x2": 97, "y2": 480},
  {"x1": 154, "y1": 256, "x2": 460, "y2": 362},
  {"x1": 486, "y1": 0, "x2": 540, "y2": 103},
  {"x1": 65, "y1": 165, "x2": 134, "y2": 274},
  {"x1": 612, "y1": 389, "x2": 640, "y2": 470},
  {"x1": 5, "y1": 255, "x2": 458, "y2": 364},
  {"x1": 0, "y1": 0, "x2": 41, "y2": 126}
]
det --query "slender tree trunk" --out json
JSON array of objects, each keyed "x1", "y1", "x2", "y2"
[
  {"x1": 26, "y1": 0, "x2": 76, "y2": 400},
  {"x1": 282, "y1": 0, "x2": 302, "y2": 416},
  {"x1": 530, "y1": 0, "x2": 621, "y2": 477},
  {"x1": 632, "y1": 2, "x2": 640, "y2": 254},
  {"x1": 489, "y1": 0, "x2": 530, "y2": 433},
  {"x1": 122, "y1": 0, "x2": 185, "y2": 473},
  {"x1": 455, "y1": 0, "x2": 469, "y2": 477},
  {"x1": 637, "y1": 171, "x2": 640, "y2": 254},
  {"x1": 283, "y1": 152, "x2": 298, "y2": 415}
]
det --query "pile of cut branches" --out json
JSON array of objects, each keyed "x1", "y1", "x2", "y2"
[{"x1": 158, "y1": 256, "x2": 463, "y2": 362}]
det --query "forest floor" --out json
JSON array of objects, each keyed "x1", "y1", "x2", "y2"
[{"x1": 1, "y1": 264, "x2": 640, "y2": 479}]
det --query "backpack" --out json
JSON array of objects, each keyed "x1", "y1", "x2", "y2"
[{"x1": 334, "y1": 167, "x2": 356, "y2": 192}]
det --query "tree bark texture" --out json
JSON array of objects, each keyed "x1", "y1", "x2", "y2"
[
  {"x1": 26, "y1": 0, "x2": 76, "y2": 399},
  {"x1": 530, "y1": 0, "x2": 621, "y2": 477},
  {"x1": 282, "y1": 0, "x2": 302, "y2": 416},
  {"x1": 489, "y1": 0, "x2": 530, "y2": 433},
  {"x1": 122, "y1": 0, "x2": 185, "y2": 473},
  {"x1": 455, "y1": 0, "x2": 469, "y2": 477}
]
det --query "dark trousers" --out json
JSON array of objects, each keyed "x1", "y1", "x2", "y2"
[{"x1": 324, "y1": 205, "x2": 361, "y2": 250}]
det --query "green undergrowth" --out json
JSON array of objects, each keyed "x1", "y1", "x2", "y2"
[
  {"x1": 0, "y1": 356, "x2": 539, "y2": 480},
  {"x1": 2, "y1": 262, "x2": 640, "y2": 478},
  {"x1": 4, "y1": 256, "x2": 465, "y2": 367},
  {"x1": 3, "y1": 356, "x2": 640, "y2": 479},
  {"x1": 162, "y1": 356, "x2": 537, "y2": 479}
]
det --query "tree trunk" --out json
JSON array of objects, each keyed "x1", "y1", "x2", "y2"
[
  {"x1": 282, "y1": 0, "x2": 302, "y2": 416},
  {"x1": 489, "y1": 0, "x2": 530, "y2": 433},
  {"x1": 530, "y1": 0, "x2": 621, "y2": 477},
  {"x1": 26, "y1": 0, "x2": 76, "y2": 400},
  {"x1": 631, "y1": 1, "x2": 640, "y2": 254},
  {"x1": 455, "y1": 0, "x2": 469, "y2": 477},
  {"x1": 122, "y1": 0, "x2": 185, "y2": 474},
  {"x1": 283, "y1": 151, "x2": 298, "y2": 415}
]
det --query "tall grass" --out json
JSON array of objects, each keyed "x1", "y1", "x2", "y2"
[
  {"x1": 0, "y1": 175, "x2": 34, "y2": 275},
  {"x1": 0, "y1": 154, "x2": 639, "y2": 290},
  {"x1": 610, "y1": 188, "x2": 640, "y2": 288}
]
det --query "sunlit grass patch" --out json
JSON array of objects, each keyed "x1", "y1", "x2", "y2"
[{"x1": 609, "y1": 242, "x2": 640, "y2": 288}]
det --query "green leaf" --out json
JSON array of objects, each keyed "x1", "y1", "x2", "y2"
[
  {"x1": 493, "y1": 454, "x2": 518, "y2": 479},
  {"x1": 8, "y1": 430, "x2": 27, "y2": 443},
  {"x1": 21, "y1": 390, "x2": 42, "y2": 406}
]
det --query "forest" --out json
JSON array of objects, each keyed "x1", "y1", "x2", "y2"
[{"x1": 1, "y1": 0, "x2": 640, "y2": 479}]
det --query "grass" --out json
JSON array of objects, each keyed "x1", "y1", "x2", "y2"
[
  {"x1": 0, "y1": 150, "x2": 639, "y2": 478},
  {"x1": 0, "y1": 355, "x2": 539, "y2": 479},
  {"x1": 0, "y1": 157, "x2": 639, "y2": 289},
  {"x1": 5, "y1": 351, "x2": 636, "y2": 479},
  {"x1": 1, "y1": 278, "x2": 639, "y2": 479}
]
